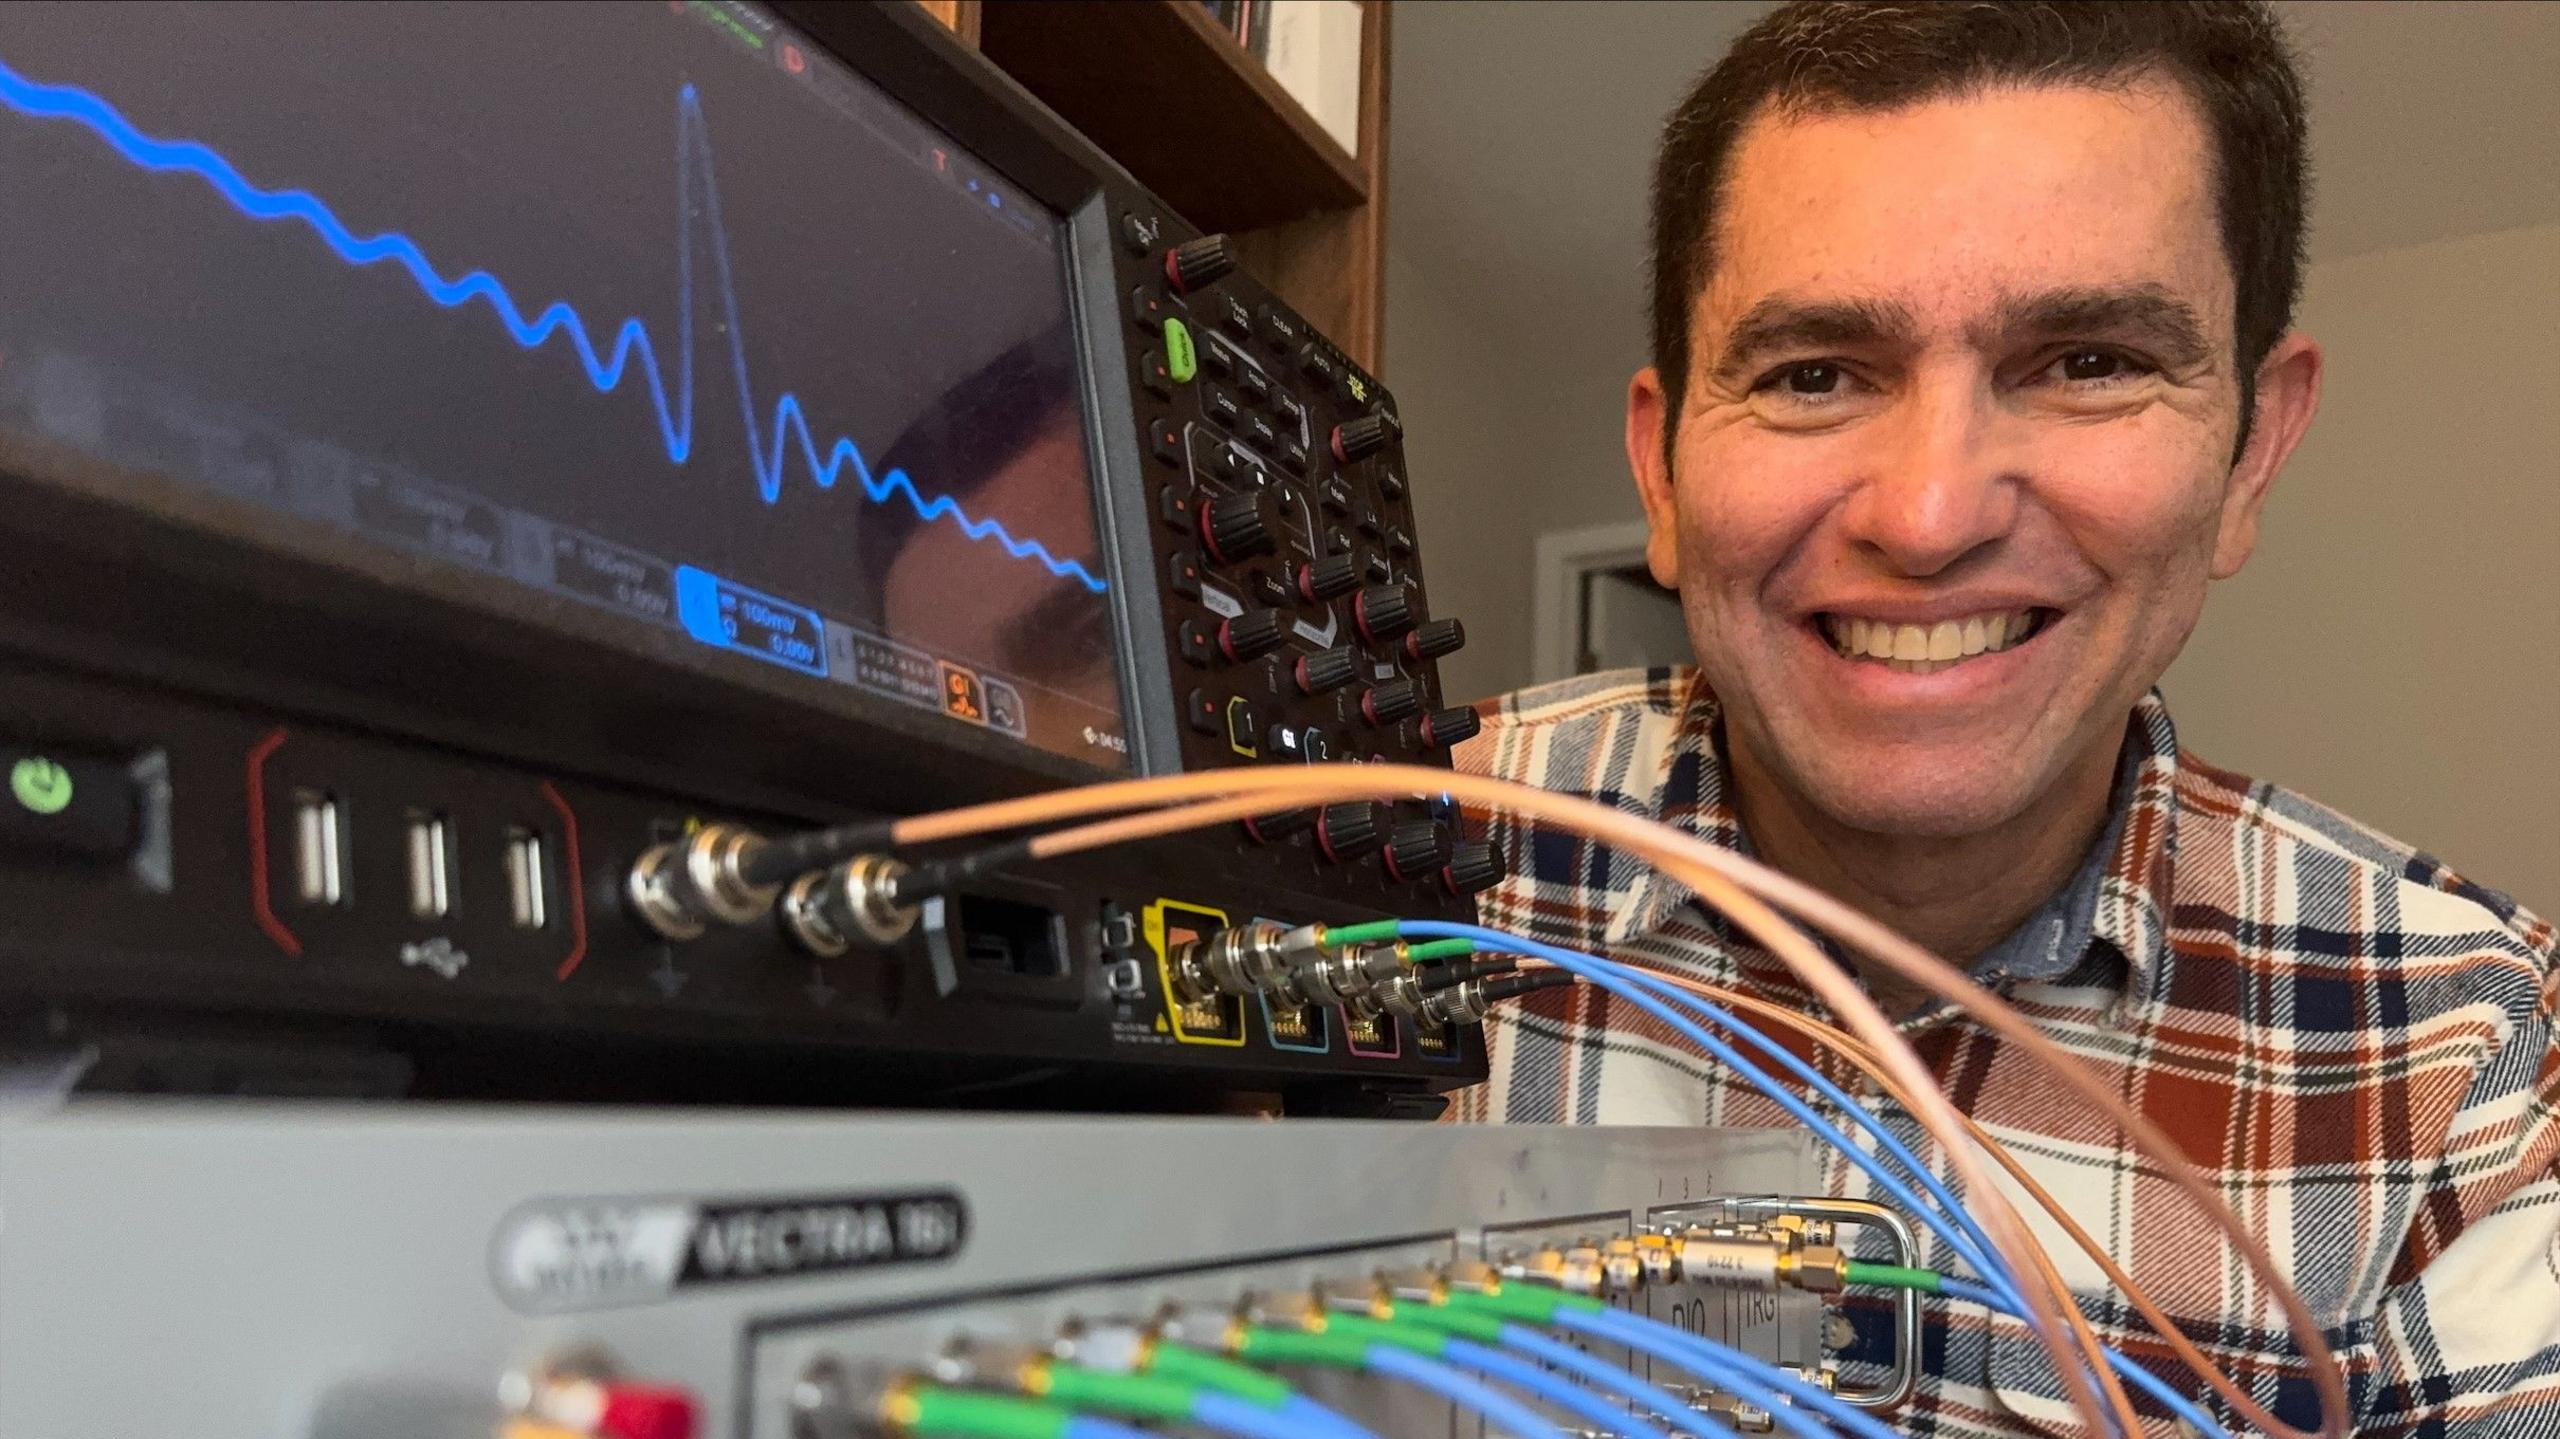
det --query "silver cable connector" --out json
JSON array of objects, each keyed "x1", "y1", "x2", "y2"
[
  {"x1": 779, "y1": 854, "x2": 919, "y2": 955},
  {"x1": 628, "y1": 822, "x2": 777, "y2": 941}
]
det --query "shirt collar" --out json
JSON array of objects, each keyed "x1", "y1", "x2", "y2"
[{"x1": 1602, "y1": 671, "x2": 2181, "y2": 1004}]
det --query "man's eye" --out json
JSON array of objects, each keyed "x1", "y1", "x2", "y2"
[
  {"x1": 1763, "y1": 361, "x2": 1846, "y2": 397},
  {"x1": 2050, "y1": 349, "x2": 2148, "y2": 384}
]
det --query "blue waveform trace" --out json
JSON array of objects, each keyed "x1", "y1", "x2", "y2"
[{"x1": 0, "y1": 56, "x2": 1109, "y2": 594}]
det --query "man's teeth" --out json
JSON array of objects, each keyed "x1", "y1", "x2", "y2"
[{"x1": 1821, "y1": 610, "x2": 2041, "y2": 674}]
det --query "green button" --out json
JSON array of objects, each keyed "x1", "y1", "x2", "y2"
[
  {"x1": 11, "y1": 756, "x2": 72, "y2": 816},
  {"x1": 1163, "y1": 317, "x2": 1197, "y2": 384}
]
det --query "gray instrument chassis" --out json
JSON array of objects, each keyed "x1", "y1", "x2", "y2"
[{"x1": 0, "y1": 1106, "x2": 1820, "y2": 1438}]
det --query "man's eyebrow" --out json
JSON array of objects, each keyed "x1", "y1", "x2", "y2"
[
  {"x1": 1709, "y1": 296, "x2": 1919, "y2": 382},
  {"x1": 1986, "y1": 285, "x2": 2215, "y2": 368}
]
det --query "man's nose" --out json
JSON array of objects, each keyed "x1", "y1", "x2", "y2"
[{"x1": 1836, "y1": 373, "x2": 2019, "y2": 577}]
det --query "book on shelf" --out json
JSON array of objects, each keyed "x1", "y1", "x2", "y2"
[{"x1": 1254, "y1": 0, "x2": 1363, "y2": 156}]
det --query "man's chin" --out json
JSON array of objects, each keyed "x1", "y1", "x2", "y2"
[{"x1": 1766, "y1": 744, "x2": 2058, "y2": 840}]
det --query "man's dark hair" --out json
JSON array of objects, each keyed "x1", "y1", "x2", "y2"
[{"x1": 1649, "y1": 0, "x2": 2308, "y2": 461}]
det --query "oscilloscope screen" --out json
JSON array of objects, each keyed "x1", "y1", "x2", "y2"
[{"x1": 0, "y1": 0, "x2": 1128, "y2": 769}]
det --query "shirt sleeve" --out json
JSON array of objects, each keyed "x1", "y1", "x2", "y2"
[{"x1": 2357, "y1": 970, "x2": 2560, "y2": 1435}]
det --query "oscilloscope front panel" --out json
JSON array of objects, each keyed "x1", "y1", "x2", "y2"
[{"x1": 0, "y1": 1, "x2": 1481, "y2": 1104}]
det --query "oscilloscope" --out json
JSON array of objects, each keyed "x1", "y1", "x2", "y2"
[{"x1": 0, "y1": 1, "x2": 1483, "y2": 1110}]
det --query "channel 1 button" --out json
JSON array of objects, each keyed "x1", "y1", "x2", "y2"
[{"x1": 2, "y1": 746, "x2": 136, "y2": 860}]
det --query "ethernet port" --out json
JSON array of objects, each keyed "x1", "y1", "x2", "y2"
[{"x1": 954, "y1": 894, "x2": 1067, "y2": 979}]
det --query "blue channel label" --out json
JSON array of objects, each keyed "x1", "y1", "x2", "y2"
[{"x1": 674, "y1": 564, "x2": 828, "y2": 677}]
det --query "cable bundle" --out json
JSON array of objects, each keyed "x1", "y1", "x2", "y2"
[{"x1": 773, "y1": 760, "x2": 2352, "y2": 1439}]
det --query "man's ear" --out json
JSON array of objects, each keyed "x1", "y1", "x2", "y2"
[
  {"x1": 2213, "y1": 333, "x2": 2323, "y2": 579},
  {"x1": 1627, "y1": 366, "x2": 1683, "y2": 588}
]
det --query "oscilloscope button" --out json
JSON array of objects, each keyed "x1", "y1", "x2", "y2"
[
  {"x1": 1178, "y1": 620, "x2": 1218, "y2": 667},
  {"x1": 1141, "y1": 349, "x2": 1174, "y2": 398},
  {"x1": 1278, "y1": 439, "x2": 1310, "y2": 475},
  {"x1": 1167, "y1": 548, "x2": 1205, "y2": 599},
  {"x1": 1121, "y1": 211, "x2": 1163, "y2": 256},
  {"x1": 1237, "y1": 366, "x2": 1272, "y2": 407},
  {"x1": 1215, "y1": 292, "x2": 1254, "y2": 337},
  {"x1": 1259, "y1": 304, "x2": 1303, "y2": 351},
  {"x1": 1130, "y1": 284, "x2": 1178, "y2": 331},
  {"x1": 1203, "y1": 384, "x2": 1244, "y2": 430},
  {"x1": 1244, "y1": 414, "x2": 1281, "y2": 455},
  {"x1": 1186, "y1": 689, "x2": 1224, "y2": 735},
  {"x1": 1297, "y1": 343, "x2": 1338, "y2": 387}
]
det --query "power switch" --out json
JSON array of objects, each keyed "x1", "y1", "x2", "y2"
[{"x1": 1, "y1": 746, "x2": 135, "y2": 861}]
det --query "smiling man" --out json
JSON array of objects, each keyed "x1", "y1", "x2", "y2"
[{"x1": 1451, "y1": 3, "x2": 2558, "y2": 1432}]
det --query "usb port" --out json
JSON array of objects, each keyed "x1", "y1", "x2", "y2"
[
  {"x1": 504, "y1": 827, "x2": 548, "y2": 930},
  {"x1": 292, "y1": 790, "x2": 345, "y2": 907},
  {"x1": 405, "y1": 811, "x2": 452, "y2": 919}
]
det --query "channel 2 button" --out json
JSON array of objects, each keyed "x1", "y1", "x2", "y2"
[{"x1": 2, "y1": 746, "x2": 136, "y2": 861}]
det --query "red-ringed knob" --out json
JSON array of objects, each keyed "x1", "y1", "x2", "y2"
[
  {"x1": 1381, "y1": 820, "x2": 1450, "y2": 882},
  {"x1": 1314, "y1": 801, "x2": 1390, "y2": 863},
  {"x1": 1405, "y1": 617, "x2": 1467, "y2": 664},
  {"x1": 1329, "y1": 412, "x2": 1400, "y2": 463},
  {"x1": 1297, "y1": 552, "x2": 1361, "y2": 602},
  {"x1": 1438, "y1": 841, "x2": 1506, "y2": 898},
  {"x1": 1199, "y1": 489, "x2": 1278, "y2": 563},
  {"x1": 1242, "y1": 807, "x2": 1314, "y2": 844},
  {"x1": 1295, "y1": 645, "x2": 1361, "y2": 696},
  {"x1": 1218, "y1": 608, "x2": 1288, "y2": 663},
  {"x1": 1360, "y1": 678, "x2": 1425, "y2": 726},
  {"x1": 1418, "y1": 706, "x2": 1481, "y2": 749},
  {"x1": 1164, "y1": 234, "x2": 1237, "y2": 293},
  {"x1": 1353, "y1": 582, "x2": 1419, "y2": 645}
]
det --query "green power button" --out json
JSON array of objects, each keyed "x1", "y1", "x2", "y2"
[{"x1": 11, "y1": 756, "x2": 73, "y2": 816}]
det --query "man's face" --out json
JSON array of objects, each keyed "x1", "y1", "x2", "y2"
[{"x1": 1629, "y1": 77, "x2": 2309, "y2": 839}]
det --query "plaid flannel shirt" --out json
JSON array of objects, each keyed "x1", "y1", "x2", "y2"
[{"x1": 1449, "y1": 668, "x2": 2559, "y2": 1436}]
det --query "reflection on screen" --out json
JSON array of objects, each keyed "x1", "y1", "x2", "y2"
[{"x1": 0, "y1": 0, "x2": 1126, "y2": 768}]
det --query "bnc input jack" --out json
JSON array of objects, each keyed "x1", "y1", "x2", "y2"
[
  {"x1": 628, "y1": 822, "x2": 779, "y2": 940},
  {"x1": 780, "y1": 854, "x2": 919, "y2": 955}
]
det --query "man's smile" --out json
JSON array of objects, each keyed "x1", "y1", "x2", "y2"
[{"x1": 1813, "y1": 607, "x2": 2056, "y2": 676}]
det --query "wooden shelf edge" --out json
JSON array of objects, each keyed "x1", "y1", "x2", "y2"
[{"x1": 977, "y1": 0, "x2": 1366, "y2": 233}]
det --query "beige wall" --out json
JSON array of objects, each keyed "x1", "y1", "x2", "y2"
[{"x1": 2162, "y1": 224, "x2": 2560, "y2": 913}]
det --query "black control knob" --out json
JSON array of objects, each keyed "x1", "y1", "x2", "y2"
[
  {"x1": 1405, "y1": 618, "x2": 1467, "y2": 664},
  {"x1": 1199, "y1": 490, "x2": 1279, "y2": 563},
  {"x1": 1353, "y1": 583, "x2": 1420, "y2": 645},
  {"x1": 1314, "y1": 801, "x2": 1390, "y2": 863},
  {"x1": 1329, "y1": 413, "x2": 1399, "y2": 463},
  {"x1": 1294, "y1": 645, "x2": 1361, "y2": 696},
  {"x1": 1360, "y1": 678, "x2": 1425, "y2": 726},
  {"x1": 1218, "y1": 608, "x2": 1288, "y2": 663},
  {"x1": 1242, "y1": 807, "x2": 1314, "y2": 844},
  {"x1": 1297, "y1": 552, "x2": 1361, "y2": 603},
  {"x1": 1418, "y1": 706, "x2": 1482, "y2": 749},
  {"x1": 1164, "y1": 234, "x2": 1237, "y2": 294},
  {"x1": 1381, "y1": 820, "x2": 1450, "y2": 883},
  {"x1": 1438, "y1": 841, "x2": 1507, "y2": 898}
]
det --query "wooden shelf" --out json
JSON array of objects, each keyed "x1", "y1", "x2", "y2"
[
  {"x1": 919, "y1": 0, "x2": 1390, "y2": 372},
  {"x1": 976, "y1": 0, "x2": 1366, "y2": 234}
]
